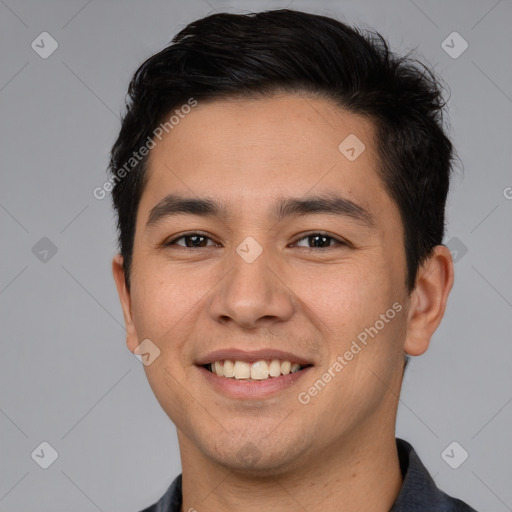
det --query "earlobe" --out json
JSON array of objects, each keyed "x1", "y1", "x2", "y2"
[
  {"x1": 112, "y1": 254, "x2": 139, "y2": 353},
  {"x1": 403, "y1": 245, "x2": 454, "y2": 356}
]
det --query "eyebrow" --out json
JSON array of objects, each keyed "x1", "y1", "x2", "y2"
[{"x1": 145, "y1": 192, "x2": 374, "y2": 229}]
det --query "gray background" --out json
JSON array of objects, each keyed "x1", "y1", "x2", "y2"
[{"x1": 1, "y1": 0, "x2": 511, "y2": 510}]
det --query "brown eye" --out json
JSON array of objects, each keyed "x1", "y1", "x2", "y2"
[
  {"x1": 293, "y1": 233, "x2": 346, "y2": 249},
  {"x1": 165, "y1": 233, "x2": 217, "y2": 248}
]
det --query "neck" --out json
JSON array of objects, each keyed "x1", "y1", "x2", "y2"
[{"x1": 179, "y1": 426, "x2": 402, "y2": 512}]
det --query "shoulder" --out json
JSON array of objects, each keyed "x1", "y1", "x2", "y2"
[
  {"x1": 138, "y1": 474, "x2": 182, "y2": 512},
  {"x1": 391, "y1": 438, "x2": 479, "y2": 512}
]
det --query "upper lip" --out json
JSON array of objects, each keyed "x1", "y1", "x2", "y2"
[{"x1": 195, "y1": 348, "x2": 313, "y2": 366}]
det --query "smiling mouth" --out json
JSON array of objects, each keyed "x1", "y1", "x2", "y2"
[{"x1": 203, "y1": 359, "x2": 313, "y2": 381}]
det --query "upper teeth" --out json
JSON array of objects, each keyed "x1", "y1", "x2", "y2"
[{"x1": 210, "y1": 360, "x2": 303, "y2": 380}]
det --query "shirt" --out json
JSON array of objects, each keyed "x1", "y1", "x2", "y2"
[{"x1": 140, "y1": 438, "x2": 478, "y2": 511}]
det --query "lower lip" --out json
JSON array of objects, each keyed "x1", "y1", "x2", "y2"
[{"x1": 197, "y1": 365, "x2": 313, "y2": 399}]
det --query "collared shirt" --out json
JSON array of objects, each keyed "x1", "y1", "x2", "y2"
[{"x1": 140, "y1": 438, "x2": 478, "y2": 511}]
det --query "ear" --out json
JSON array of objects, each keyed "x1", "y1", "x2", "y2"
[
  {"x1": 112, "y1": 253, "x2": 139, "y2": 353},
  {"x1": 403, "y1": 245, "x2": 454, "y2": 356}
]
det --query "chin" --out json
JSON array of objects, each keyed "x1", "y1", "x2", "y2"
[{"x1": 207, "y1": 437, "x2": 309, "y2": 477}]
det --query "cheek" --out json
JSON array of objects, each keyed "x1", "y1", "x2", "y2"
[
  {"x1": 301, "y1": 260, "x2": 396, "y2": 329},
  {"x1": 130, "y1": 266, "x2": 197, "y2": 345},
  {"x1": 131, "y1": 269, "x2": 198, "y2": 419},
  {"x1": 303, "y1": 260, "x2": 407, "y2": 380}
]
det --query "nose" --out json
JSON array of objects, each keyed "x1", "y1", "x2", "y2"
[{"x1": 208, "y1": 247, "x2": 296, "y2": 330}]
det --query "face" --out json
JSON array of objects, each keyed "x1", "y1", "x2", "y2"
[{"x1": 114, "y1": 93, "x2": 418, "y2": 475}]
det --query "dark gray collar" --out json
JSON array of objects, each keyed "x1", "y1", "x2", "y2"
[{"x1": 391, "y1": 438, "x2": 477, "y2": 511}]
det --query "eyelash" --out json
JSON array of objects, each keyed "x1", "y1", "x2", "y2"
[{"x1": 163, "y1": 232, "x2": 349, "y2": 250}]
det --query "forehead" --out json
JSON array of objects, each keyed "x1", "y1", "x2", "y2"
[{"x1": 139, "y1": 93, "x2": 392, "y2": 222}]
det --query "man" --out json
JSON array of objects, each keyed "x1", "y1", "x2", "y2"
[{"x1": 109, "y1": 9, "x2": 478, "y2": 512}]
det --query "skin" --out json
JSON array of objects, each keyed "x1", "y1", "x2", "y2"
[{"x1": 112, "y1": 93, "x2": 454, "y2": 512}]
